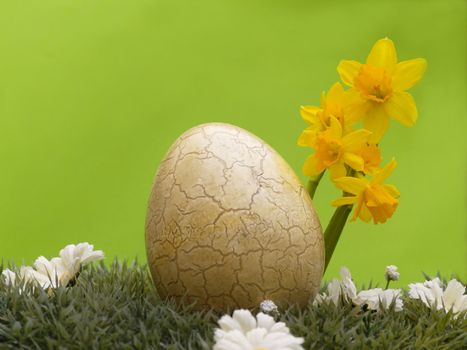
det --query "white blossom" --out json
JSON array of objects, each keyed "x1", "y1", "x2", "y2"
[
  {"x1": 409, "y1": 278, "x2": 466, "y2": 317},
  {"x1": 2, "y1": 242, "x2": 104, "y2": 292},
  {"x1": 314, "y1": 267, "x2": 358, "y2": 306},
  {"x1": 355, "y1": 288, "x2": 382, "y2": 310},
  {"x1": 385, "y1": 265, "x2": 400, "y2": 281},
  {"x1": 356, "y1": 288, "x2": 403, "y2": 312},
  {"x1": 409, "y1": 277, "x2": 444, "y2": 310},
  {"x1": 443, "y1": 279, "x2": 467, "y2": 314},
  {"x1": 33, "y1": 256, "x2": 73, "y2": 288},
  {"x1": 2, "y1": 266, "x2": 51, "y2": 291},
  {"x1": 59, "y1": 242, "x2": 104, "y2": 274},
  {"x1": 314, "y1": 266, "x2": 403, "y2": 312},
  {"x1": 213, "y1": 309, "x2": 304, "y2": 350}
]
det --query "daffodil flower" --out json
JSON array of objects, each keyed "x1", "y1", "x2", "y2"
[
  {"x1": 332, "y1": 159, "x2": 400, "y2": 223},
  {"x1": 298, "y1": 82, "x2": 355, "y2": 147},
  {"x1": 337, "y1": 38, "x2": 427, "y2": 143},
  {"x1": 303, "y1": 116, "x2": 371, "y2": 179}
]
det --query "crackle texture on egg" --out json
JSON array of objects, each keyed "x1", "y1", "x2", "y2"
[{"x1": 145, "y1": 123, "x2": 324, "y2": 311}]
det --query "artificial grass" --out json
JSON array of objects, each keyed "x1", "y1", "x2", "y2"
[{"x1": 0, "y1": 261, "x2": 465, "y2": 350}]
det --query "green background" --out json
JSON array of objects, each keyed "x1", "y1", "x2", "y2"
[{"x1": 0, "y1": 0, "x2": 465, "y2": 288}]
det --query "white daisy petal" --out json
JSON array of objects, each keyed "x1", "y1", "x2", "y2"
[
  {"x1": 232, "y1": 309, "x2": 257, "y2": 333},
  {"x1": 256, "y1": 312, "x2": 276, "y2": 331},
  {"x1": 340, "y1": 267, "x2": 358, "y2": 301},
  {"x1": 213, "y1": 330, "x2": 253, "y2": 350},
  {"x1": 327, "y1": 279, "x2": 342, "y2": 306},
  {"x1": 217, "y1": 315, "x2": 242, "y2": 333},
  {"x1": 442, "y1": 279, "x2": 466, "y2": 314}
]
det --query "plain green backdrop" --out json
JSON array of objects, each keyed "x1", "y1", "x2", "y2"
[{"x1": 0, "y1": 0, "x2": 465, "y2": 288}]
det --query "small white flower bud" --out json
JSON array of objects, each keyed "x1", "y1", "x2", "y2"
[
  {"x1": 259, "y1": 299, "x2": 279, "y2": 316},
  {"x1": 385, "y1": 265, "x2": 400, "y2": 281}
]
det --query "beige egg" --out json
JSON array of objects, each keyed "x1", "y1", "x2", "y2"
[{"x1": 145, "y1": 123, "x2": 324, "y2": 311}]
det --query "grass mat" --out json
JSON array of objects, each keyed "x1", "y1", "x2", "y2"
[{"x1": 0, "y1": 261, "x2": 465, "y2": 349}]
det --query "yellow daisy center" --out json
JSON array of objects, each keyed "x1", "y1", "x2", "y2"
[{"x1": 354, "y1": 64, "x2": 393, "y2": 103}]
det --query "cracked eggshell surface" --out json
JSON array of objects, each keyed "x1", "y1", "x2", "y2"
[{"x1": 145, "y1": 123, "x2": 324, "y2": 311}]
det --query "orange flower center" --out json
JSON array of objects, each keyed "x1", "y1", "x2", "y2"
[
  {"x1": 315, "y1": 136, "x2": 342, "y2": 167},
  {"x1": 354, "y1": 65, "x2": 393, "y2": 103}
]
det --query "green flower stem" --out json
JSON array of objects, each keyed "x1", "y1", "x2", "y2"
[
  {"x1": 306, "y1": 172, "x2": 324, "y2": 200},
  {"x1": 323, "y1": 203, "x2": 353, "y2": 271},
  {"x1": 322, "y1": 168, "x2": 357, "y2": 272}
]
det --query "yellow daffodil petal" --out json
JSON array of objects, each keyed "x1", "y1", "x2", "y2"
[
  {"x1": 366, "y1": 38, "x2": 398, "y2": 73},
  {"x1": 328, "y1": 115, "x2": 343, "y2": 139},
  {"x1": 332, "y1": 196, "x2": 358, "y2": 207},
  {"x1": 363, "y1": 105, "x2": 390, "y2": 144},
  {"x1": 372, "y1": 158, "x2": 397, "y2": 184},
  {"x1": 392, "y1": 58, "x2": 427, "y2": 91},
  {"x1": 329, "y1": 163, "x2": 347, "y2": 179},
  {"x1": 333, "y1": 176, "x2": 368, "y2": 195},
  {"x1": 342, "y1": 152, "x2": 364, "y2": 171},
  {"x1": 383, "y1": 184, "x2": 400, "y2": 198},
  {"x1": 384, "y1": 91, "x2": 418, "y2": 126},
  {"x1": 358, "y1": 204, "x2": 372, "y2": 222},
  {"x1": 303, "y1": 154, "x2": 325, "y2": 177},
  {"x1": 297, "y1": 129, "x2": 317, "y2": 147},
  {"x1": 337, "y1": 60, "x2": 362, "y2": 87},
  {"x1": 345, "y1": 89, "x2": 371, "y2": 124},
  {"x1": 342, "y1": 129, "x2": 372, "y2": 151},
  {"x1": 326, "y1": 82, "x2": 346, "y2": 105},
  {"x1": 352, "y1": 196, "x2": 365, "y2": 221},
  {"x1": 300, "y1": 105, "x2": 321, "y2": 124}
]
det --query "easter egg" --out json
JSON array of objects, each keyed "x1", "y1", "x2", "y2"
[{"x1": 145, "y1": 123, "x2": 324, "y2": 311}]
